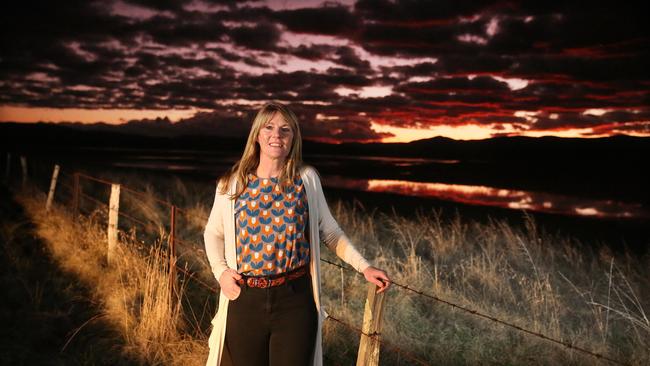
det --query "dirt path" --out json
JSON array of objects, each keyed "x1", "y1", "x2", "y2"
[{"x1": 0, "y1": 184, "x2": 140, "y2": 365}]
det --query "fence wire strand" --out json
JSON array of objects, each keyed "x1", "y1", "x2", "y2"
[
  {"x1": 326, "y1": 314, "x2": 431, "y2": 366},
  {"x1": 117, "y1": 210, "x2": 156, "y2": 232},
  {"x1": 174, "y1": 237, "x2": 194, "y2": 248},
  {"x1": 80, "y1": 191, "x2": 109, "y2": 209},
  {"x1": 320, "y1": 258, "x2": 630, "y2": 366},
  {"x1": 59, "y1": 181, "x2": 75, "y2": 195},
  {"x1": 175, "y1": 265, "x2": 219, "y2": 293},
  {"x1": 176, "y1": 205, "x2": 208, "y2": 222},
  {"x1": 17, "y1": 165, "x2": 633, "y2": 366},
  {"x1": 120, "y1": 184, "x2": 174, "y2": 208}
]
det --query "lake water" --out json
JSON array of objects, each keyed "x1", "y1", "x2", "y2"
[
  {"x1": 18, "y1": 147, "x2": 649, "y2": 252},
  {"x1": 99, "y1": 150, "x2": 650, "y2": 220}
]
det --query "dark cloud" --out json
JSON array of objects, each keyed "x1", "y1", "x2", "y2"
[
  {"x1": 354, "y1": 0, "x2": 492, "y2": 22},
  {"x1": 400, "y1": 76, "x2": 510, "y2": 92},
  {"x1": 532, "y1": 110, "x2": 650, "y2": 131},
  {"x1": 283, "y1": 44, "x2": 335, "y2": 60},
  {"x1": 124, "y1": 0, "x2": 190, "y2": 12},
  {"x1": 286, "y1": 103, "x2": 393, "y2": 143},
  {"x1": 333, "y1": 46, "x2": 372, "y2": 72},
  {"x1": 0, "y1": 0, "x2": 648, "y2": 141},
  {"x1": 165, "y1": 102, "x2": 393, "y2": 142},
  {"x1": 229, "y1": 22, "x2": 281, "y2": 50},
  {"x1": 123, "y1": 0, "x2": 260, "y2": 12},
  {"x1": 273, "y1": 5, "x2": 359, "y2": 36},
  {"x1": 139, "y1": 14, "x2": 229, "y2": 45}
]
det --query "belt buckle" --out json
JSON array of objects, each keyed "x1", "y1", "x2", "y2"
[{"x1": 249, "y1": 277, "x2": 270, "y2": 288}]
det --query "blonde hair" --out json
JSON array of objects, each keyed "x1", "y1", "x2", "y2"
[{"x1": 218, "y1": 102, "x2": 303, "y2": 199}]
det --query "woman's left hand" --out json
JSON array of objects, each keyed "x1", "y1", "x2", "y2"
[{"x1": 362, "y1": 266, "x2": 391, "y2": 293}]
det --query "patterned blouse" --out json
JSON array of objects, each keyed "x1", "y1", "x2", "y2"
[{"x1": 234, "y1": 173, "x2": 310, "y2": 276}]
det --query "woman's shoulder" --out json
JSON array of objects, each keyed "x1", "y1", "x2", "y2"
[
  {"x1": 216, "y1": 172, "x2": 236, "y2": 192},
  {"x1": 299, "y1": 164, "x2": 321, "y2": 180}
]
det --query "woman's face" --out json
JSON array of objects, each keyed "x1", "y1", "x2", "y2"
[{"x1": 257, "y1": 112, "x2": 294, "y2": 162}]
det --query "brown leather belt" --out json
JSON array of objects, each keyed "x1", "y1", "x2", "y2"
[{"x1": 236, "y1": 266, "x2": 309, "y2": 289}]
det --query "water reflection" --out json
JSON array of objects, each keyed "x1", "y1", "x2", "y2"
[
  {"x1": 101, "y1": 152, "x2": 647, "y2": 220},
  {"x1": 308, "y1": 153, "x2": 459, "y2": 168},
  {"x1": 109, "y1": 156, "x2": 236, "y2": 172},
  {"x1": 111, "y1": 162, "x2": 198, "y2": 172},
  {"x1": 324, "y1": 176, "x2": 650, "y2": 219},
  {"x1": 308, "y1": 153, "x2": 459, "y2": 165}
]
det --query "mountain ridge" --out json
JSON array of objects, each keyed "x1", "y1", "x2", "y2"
[{"x1": 1, "y1": 122, "x2": 648, "y2": 162}]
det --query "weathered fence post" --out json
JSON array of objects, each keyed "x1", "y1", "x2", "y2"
[
  {"x1": 356, "y1": 283, "x2": 386, "y2": 366},
  {"x1": 72, "y1": 173, "x2": 80, "y2": 214},
  {"x1": 341, "y1": 267, "x2": 345, "y2": 307},
  {"x1": 4, "y1": 153, "x2": 10, "y2": 183},
  {"x1": 169, "y1": 205, "x2": 177, "y2": 300},
  {"x1": 20, "y1": 155, "x2": 27, "y2": 188},
  {"x1": 107, "y1": 184, "x2": 120, "y2": 264},
  {"x1": 45, "y1": 164, "x2": 60, "y2": 212}
]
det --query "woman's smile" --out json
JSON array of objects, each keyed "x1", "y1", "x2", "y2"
[{"x1": 258, "y1": 112, "x2": 293, "y2": 160}]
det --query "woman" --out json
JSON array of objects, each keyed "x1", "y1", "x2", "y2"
[{"x1": 204, "y1": 102, "x2": 391, "y2": 366}]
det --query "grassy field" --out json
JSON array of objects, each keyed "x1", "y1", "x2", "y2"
[{"x1": 3, "y1": 166, "x2": 649, "y2": 365}]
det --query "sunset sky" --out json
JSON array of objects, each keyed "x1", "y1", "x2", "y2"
[{"x1": 1, "y1": 0, "x2": 648, "y2": 142}]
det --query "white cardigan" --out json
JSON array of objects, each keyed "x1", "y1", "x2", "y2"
[{"x1": 204, "y1": 165, "x2": 371, "y2": 366}]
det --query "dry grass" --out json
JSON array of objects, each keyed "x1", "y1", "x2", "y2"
[
  {"x1": 11, "y1": 171, "x2": 650, "y2": 365},
  {"x1": 321, "y1": 200, "x2": 649, "y2": 365},
  {"x1": 16, "y1": 188, "x2": 208, "y2": 366}
]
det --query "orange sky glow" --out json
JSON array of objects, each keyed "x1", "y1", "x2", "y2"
[
  {"x1": 1, "y1": 1, "x2": 648, "y2": 143},
  {"x1": 0, "y1": 106, "x2": 208, "y2": 125},
  {"x1": 3, "y1": 105, "x2": 649, "y2": 142}
]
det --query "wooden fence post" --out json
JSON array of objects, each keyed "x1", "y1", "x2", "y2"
[
  {"x1": 356, "y1": 283, "x2": 386, "y2": 366},
  {"x1": 20, "y1": 155, "x2": 27, "y2": 188},
  {"x1": 341, "y1": 267, "x2": 345, "y2": 307},
  {"x1": 4, "y1": 153, "x2": 10, "y2": 183},
  {"x1": 169, "y1": 205, "x2": 177, "y2": 300},
  {"x1": 45, "y1": 164, "x2": 60, "y2": 212},
  {"x1": 107, "y1": 184, "x2": 120, "y2": 264},
  {"x1": 73, "y1": 173, "x2": 80, "y2": 215}
]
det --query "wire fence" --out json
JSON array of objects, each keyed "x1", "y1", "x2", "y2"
[
  {"x1": 320, "y1": 259, "x2": 630, "y2": 366},
  {"x1": 2, "y1": 155, "x2": 634, "y2": 366}
]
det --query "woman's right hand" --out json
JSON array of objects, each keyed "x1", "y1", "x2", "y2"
[{"x1": 219, "y1": 268, "x2": 242, "y2": 300}]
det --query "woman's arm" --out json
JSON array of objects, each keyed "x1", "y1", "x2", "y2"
[
  {"x1": 203, "y1": 181, "x2": 229, "y2": 282},
  {"x1": 313, "y1": 169, "x2": 371, "y2": 273},
  {"x1": 204, "y1": 180, "x2": 243, "y2": 300},
  {"x1": 312, "y1": 168, "x2": 391, "y2": 292}
]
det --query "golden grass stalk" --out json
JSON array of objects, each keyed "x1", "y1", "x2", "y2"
[
  {"x1": 13, "y1": 172, "x2": 650, "y2": 365},
  {"x1": 17, "y1": 189, "x2": 208, "y2": 365}
]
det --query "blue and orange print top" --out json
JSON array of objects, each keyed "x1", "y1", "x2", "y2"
[{"x1": 234, "y1": 173, "x2": 310, "y2": 276}]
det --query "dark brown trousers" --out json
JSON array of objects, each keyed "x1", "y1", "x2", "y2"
[{"x1": 221, "y1": 274, "x2": 318, "y2": 366}]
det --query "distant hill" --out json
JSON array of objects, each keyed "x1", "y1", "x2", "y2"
[
  {"x1": 1, "y1": 121, "x2": 648, "y2": 163},
  {"x1": 55, "y1": 110, "x2": 251, "y2": 138},
  {"x1": 2, "y1": 121, "x2": 648, "y2": 206},
  {"x1": 338, "y1": 134, "x2": 649, "y2": 162}
]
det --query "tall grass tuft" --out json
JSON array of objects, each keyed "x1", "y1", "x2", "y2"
[
  {"x1": 14, "y1": 170, "x2": 650, "y2": 365},
  {"x1": 17, "y1": 189, "x2": 208, "y2": 365},
  {"x1": 321, "y1": 200, "x2": 649, "y2": 365}
]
